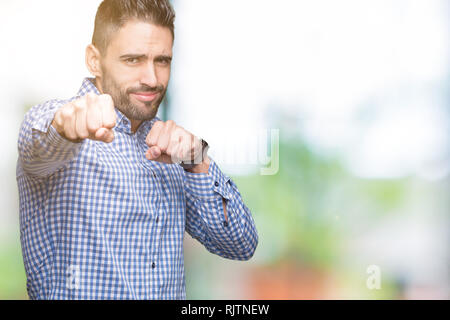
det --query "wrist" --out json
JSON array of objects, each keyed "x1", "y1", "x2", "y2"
[
  {"x1": 185, "y1": 155, "x2": 211, "y2": 174},
  {"x1": 51, "y1": 118, "x2": 63, "y2": 136},
  {"x1": 181, "y1": 139, "x2": 210, "y2": 173},
  {"x1": 51, "y1": 120, "x2": 83, "y2": 144}
]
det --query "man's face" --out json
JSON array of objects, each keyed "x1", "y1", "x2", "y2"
[{"x1": 98, "y1": 20, "x2": 173, "y2": 121}]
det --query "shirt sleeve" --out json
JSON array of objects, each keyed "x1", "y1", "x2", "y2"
[
  {"x1": 17, "y1": 100, "x2": 83, "y2": 178},
  {"x1": 183, "y1": 158, "x2": 259, "y2": 261}
]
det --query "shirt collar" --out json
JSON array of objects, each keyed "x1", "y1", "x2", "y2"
[{"x1": 77, "y1": 78, "x2": 160, "y2": 135}]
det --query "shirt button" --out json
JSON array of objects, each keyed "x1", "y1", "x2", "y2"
[
  {"x1": 215, "y1": 181, "x2": 219, "y2": 187},
  {"x1": 123, "y1": 119, "x2": 129, "y2": 125},
  {"x1": 152, "y1": 262, "x2": 156, "y2": 269},
  {"x1": 223, "y1": 221, "x2": 229, "y2": 227},
  {"x1": 156, "y1": 216, "x2": 159, "y2": 223}
]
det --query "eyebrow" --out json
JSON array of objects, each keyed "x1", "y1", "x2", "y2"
[
  {"x1": 120, "y1": 54, "x2": 147, "y2": 60},
  {"x1": 119, "y1": 54, "x2": 173, "y2": 61}
]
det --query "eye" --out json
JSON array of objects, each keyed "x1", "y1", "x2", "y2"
[
  {"x1": 156, "y1": 58, "x2": 172, "y2": 66},
  {"x1": 126, "y1": 57, "x2": 140, "y2": 64}
]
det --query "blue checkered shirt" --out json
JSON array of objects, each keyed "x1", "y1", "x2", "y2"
[{"x1": 16, "y1": 78, "x2": 258, "y2": 300}]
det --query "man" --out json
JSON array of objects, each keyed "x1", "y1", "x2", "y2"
[{"x1": 17, "y1": 0, "x2": 258, "y2": 300}]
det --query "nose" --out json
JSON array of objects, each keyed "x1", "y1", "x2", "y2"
[{"x1": 140, "y1": 62, "x2": 158, "y2": 88}]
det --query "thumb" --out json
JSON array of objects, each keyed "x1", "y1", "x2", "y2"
[
  {"x1": 146, "y1": 146, "x2": 172, "y2": 164},
  {"x1": 146, "y1": 146, "x2": 161, "y2": 160},
  {"x1": 95, "y1": 128, "x2": 115, "y2": 143}
]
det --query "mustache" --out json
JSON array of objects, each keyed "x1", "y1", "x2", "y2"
[{"x1": 126, "y1": 84, "x2": 165, "y2": 94}]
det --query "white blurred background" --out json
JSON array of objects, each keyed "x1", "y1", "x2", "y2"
[{"x1": 0, "y1": 0, "x2": 448, "y2": 299}]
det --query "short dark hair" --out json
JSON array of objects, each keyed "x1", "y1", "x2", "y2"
[{"x1": 92, "y1": 0, "x2": 176, "y2": 55}]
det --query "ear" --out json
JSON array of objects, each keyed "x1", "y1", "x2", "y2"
[{"x1": 85, "y1": 44, "x2": 102, "y2": 77}]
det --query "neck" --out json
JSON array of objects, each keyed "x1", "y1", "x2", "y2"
[{"x1": 130, "y1": 120, "x2": 143, "y2": 133}]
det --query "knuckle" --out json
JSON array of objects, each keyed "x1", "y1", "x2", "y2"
[
  {"x1": 55, "y1": 117, "x2": 64, "y2": 127},
  {"x1": 86, "y1": 100, "x2": 96, "y2": 111},
  {"x1": 103, "y1": 113, "x2": 116, "y2": 126},
  {"x1": 104, "y1": 119, "x2": 116, "y2": 128},
  {"x1": 85, "y1": 93, "x2": 93, "y2": 101},
  {"x1": 109, "y1": 108, "x2": 118, "y2": 119},
  {"x1": 87, "y1": 117, "x2": 100, "y2": 131},
  {"x1": 61, "y1": 106, "x2": 74, "y2": 118},
  {"x1": 147, "y1": 137, "x2": 156, "y2": 146},
  {"x1": 174, "y1": 127, "x2": 184, "y2": 136},
  {"x1": 73, "y1": 103, "x2": 84, "y2": 112},
  {"x1": 99, "y1": 94, "x2": 113, "y2": 105},
  {"x1": 110, "y1": 110, "x2": 117, "y2": 120},
  {"x1": 170, "y1": 133, "x2": 179, "y2": 143},
  {"x1": 73, "y1": 97, "x2": 86, "y2": 107},
  {"x1": 99, "y1": 93, "x2": 111, "y2": 101},
  {"x1": 166, "y1": 120, "x2": 176, "y2": 127},
  {"x1": 87, "y1": 124, "x2": 99, "y2": 134}
]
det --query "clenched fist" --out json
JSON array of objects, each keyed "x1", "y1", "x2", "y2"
[
  {"x1": 51, "y1": 93, "x2": 117, "y2": 143},
  {"x1": 145, "y1": 120, "x2": 206, "y2": 167}
]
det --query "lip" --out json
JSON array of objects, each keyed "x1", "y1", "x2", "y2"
[{"x1": 130, "y1": 92, "x2": 159, "y2": 102}]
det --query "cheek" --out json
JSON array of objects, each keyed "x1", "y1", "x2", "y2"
[
  {"x1": 109, "y1": 67, "x2": 142, "y2": 93},
  {"x1": 116, "y1": 65, "x2": 139, "y2": 83},
  {"x1": 156, "y1": 67, "x2": 171, "y2": 85}
]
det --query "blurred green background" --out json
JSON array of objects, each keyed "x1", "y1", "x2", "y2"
[{"x1": 1, "y1": 0, "x2": 449, "y2": 299}]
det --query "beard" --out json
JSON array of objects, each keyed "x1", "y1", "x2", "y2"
[{"x1": 99, "y1": 69, "x2": 167, "y2": 121}]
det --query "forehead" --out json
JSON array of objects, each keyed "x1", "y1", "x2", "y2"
[{"x1": 107, "y1": 20, "x2": 173, "y2": 56}]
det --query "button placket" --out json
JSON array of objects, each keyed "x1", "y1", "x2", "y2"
[{"x1": 150, "y1": 191, "x2": 165, "y2": 274}]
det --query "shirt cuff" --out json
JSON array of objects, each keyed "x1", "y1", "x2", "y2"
[{"x1": 184, "y1": 158, "x2": 232, "y2": 200}]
